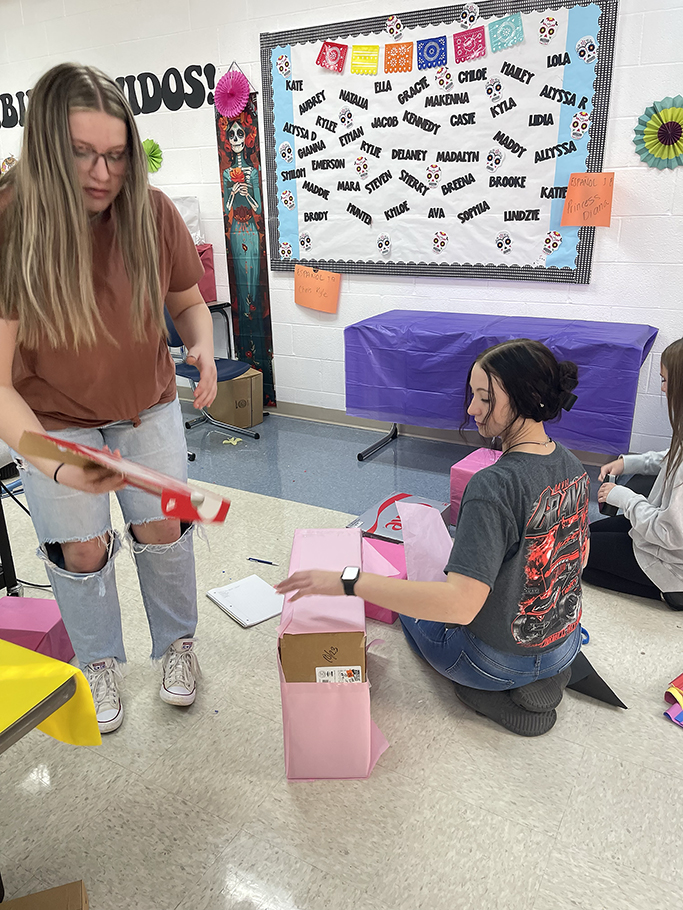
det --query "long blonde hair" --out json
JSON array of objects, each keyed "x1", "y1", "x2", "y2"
[
  {"x1": 0, "y1": 63, "x2": 164, "y2": 349},
  {"x1": 662, "y1": 338, "x2": 683, "y2": 483}
]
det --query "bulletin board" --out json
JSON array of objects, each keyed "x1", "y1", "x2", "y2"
[{"x1": 260, "y1": 1, "x2": 618, "y2": 284}]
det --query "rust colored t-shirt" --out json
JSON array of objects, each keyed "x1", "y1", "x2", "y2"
[{"x1": 6, "y1": 187, "x2": 204, "y2": 429}]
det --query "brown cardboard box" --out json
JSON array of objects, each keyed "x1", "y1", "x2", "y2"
[
  {"x1": 3, "y1": 880, "x2": 88, "y2": 909},
  {"x1": 206, "y1": 367, "x2": 263, "y2": 429},
  {"x1": 279, "y1": 631, "x2": 366, "y2": 683}
]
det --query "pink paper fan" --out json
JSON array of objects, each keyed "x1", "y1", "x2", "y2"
[{"x1": 214, "y1": 70, "x2": 250, "y2": 118}]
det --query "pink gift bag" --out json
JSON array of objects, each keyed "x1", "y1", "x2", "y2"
[
  {"x1": 278, "y1": 528, "x2": 389, "y2": 781},
  {"x1": 0, "y1": 596, "x2": 74, "y2": 663},
  {"x1": 450, "y1": 448, "x2": 502, "y2": 524},
  {"x1": 196, "y1": 243, "x2": 217, "y2": 303},
  {"x1": 361, "y1": 537, "x2": 405, "y2": 624}
]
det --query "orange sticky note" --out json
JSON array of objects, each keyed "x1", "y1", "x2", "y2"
[
  {"x1": 294, "y1": 265, "x2": 341, "y2": 313},
  {"x1": 561, "y1": 172, "x2": 615, "y2": 227}
]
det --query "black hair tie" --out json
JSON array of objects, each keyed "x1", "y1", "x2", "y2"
[{"x1": 561, "y1": 391, "x2": 578, "y2": 412}]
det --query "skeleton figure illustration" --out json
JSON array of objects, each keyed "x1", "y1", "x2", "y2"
[
  {"x1": 486, "y1": 147, "x2": 504, "y2": 172},
  {"x1": 386, "y1": 15, "x2": 404, "y2": 40},
  {"x1": 222, "y1": 112, "x2": 274, "y2": 402},
  {"x1": 571, "y1": 111, "x2": 590, "y2": 140},
  {"x1": 459, "y1": 3, "x2": 479, "y2": 28},
  {"x1": 433, "y1": 230, "x2": 448, "y2": 253},
  {"x1": 539, "y1": 16, "x2": 559, "y2": 45},
  {"x1": 496, "y1": 231, "x2": 512, "y2": 254},
  {"x1": 425, "y1": 163, "x2": 442, "y2": 188},
  {"x1": 543, "y1": 231, "x2": 562, "y2": 255},
  {"x1": 485, "y1": 76, "x2": 503, "y2": 102},
  {"x1": 435, "y1": 66, "x2": 453, "y2": 91},
  {"x1": 377, "y1": 233, "x2": 391, "y2": 256},
  {"x1": 576, "y1": 36, "x2": 597, "y2": 64}
]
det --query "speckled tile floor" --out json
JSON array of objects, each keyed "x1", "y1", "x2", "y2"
[{"x1": 1, "y1": 419, "x2": 682, "y2": 910}]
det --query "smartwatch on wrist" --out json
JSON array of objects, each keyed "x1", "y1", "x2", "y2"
[{"x1": 341, "y1": 566, "x2": 361, "y2": 596}]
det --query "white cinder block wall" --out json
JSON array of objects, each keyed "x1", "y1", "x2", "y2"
[{"x1": 1, "y1": 0, "x2": 681, "y2": 453}]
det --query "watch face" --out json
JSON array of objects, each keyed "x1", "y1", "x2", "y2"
[{"x1": 341, "y1": 566, "x2": 360, "y2": 582}]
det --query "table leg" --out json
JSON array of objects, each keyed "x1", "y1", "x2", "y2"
[{"x1": 357, "y1": 423, "x2": 398, "y2": 462}]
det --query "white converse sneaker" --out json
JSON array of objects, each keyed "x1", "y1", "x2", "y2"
[
  {"x1": 83, "y1": 658, "x2": 123, "y2": 733},
  {"x1": 160, "y1": 638, "x2": 201, "y2": 706}
]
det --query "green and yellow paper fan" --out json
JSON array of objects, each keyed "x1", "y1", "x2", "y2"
[
  {"x1": 633, "y1": 96, "x2": 683, "y2": 169},
  {"x1": 142, "y1": 138, "x2": 163, "y2": 173}
]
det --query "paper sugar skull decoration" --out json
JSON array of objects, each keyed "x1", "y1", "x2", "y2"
[
  {"x1": 486, "y1": 147, "x2": 504, "y2": 172},
  {"x1": 280, "y1": 189, "x2": 295, "y2": 210},
  {"x1": 279, "y1": 241, "x2": 293, "y2": 259},
  {"x1": 339, "y1": 106, "x2": 353, "y2": 129},
  {"x1": 425, "y1": 164, "x2": 442, "y2": 188},
  {"x1": 435, "y1": 66, "x2": 453, "y2": 91},
  {"x1": 354, "y1": 156, "x2": 369, "y2": 179},
  {"x1": 543, "y1": 231, "x2": 562, "y2": 255},
  {"x1": 485, "y1": 76, "x2": 503, "y2": 102},
  {"x1": 377, "y1": 232, "x2": 391, "y2": 255},
  {"x1": 279, "y1": 141, "x2": 293, "y2": 163},
  {"x1": 433, "y1": 230, "x2": 449, "y2": 253},
  {"x1": 496, "y1": 231, "x2": 512, "y2": 254},
  {"x1": 576, "y1": 36, "x2": 597, "y2": 64},
  {"x1": 571, "y1": 111, "x2": 590, "y2": 140},
  {"x1": 386, "y1": 15, "x2": 404, "y2": 40},
  {"x1": 1, "y1": 155, "x2": 17, "y2": 175},
  {"x1": 299, "y1": 232, "x2": 312, "y2": 253},
  {"x1": 539, "y1": 17, "x2": 558, "y2": 45},
  {"x1": 459, "y1": 3, "x2": 479, "y2": 29},
  {"x1": 276, "y1": 54, "x2": 291, "y2": 78}
]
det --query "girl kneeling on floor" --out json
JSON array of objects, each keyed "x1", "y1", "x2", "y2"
[
  {"x1": 276, "y1": 339, "x2": 589, "y2": 737},
  {"x1": 583, "y1": 338, "x2": 683, "y2": 610}
]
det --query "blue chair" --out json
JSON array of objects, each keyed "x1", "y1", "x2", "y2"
[{"x1": 166, "y1": 306, "x2": 260, "y2": 440}]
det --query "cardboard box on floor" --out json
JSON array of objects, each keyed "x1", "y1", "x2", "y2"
[
  {"x1": 2, "y1": 880, "x2": 88, "y2": 909},
  {"x1": 206, "y1": 367, "x2": 263, "y2": 429}
]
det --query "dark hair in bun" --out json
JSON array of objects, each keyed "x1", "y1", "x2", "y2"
[{"x1": 465, "y1": 338, "x2": 579, "y2": 437}]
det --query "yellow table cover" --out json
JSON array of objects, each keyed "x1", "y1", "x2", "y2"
[{"x1": 0, "y1": 639, "x2": 100, "y2": 746}]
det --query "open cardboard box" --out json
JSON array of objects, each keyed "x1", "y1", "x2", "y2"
[
  {"x1": 279, "y1": 630, "x2": 366, "y2": 683},
  {"x1": 3, "y1": 880, "x2": 88, "y2": 909}
]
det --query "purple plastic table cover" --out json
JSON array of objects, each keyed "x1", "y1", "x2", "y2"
[{"x1": 344, "y1": 311, "x2": 658, "y2": 454}]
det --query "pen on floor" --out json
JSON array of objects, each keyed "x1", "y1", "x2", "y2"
[{"x1": 247, "y1": 557, "x2": 279, "y2": 566}]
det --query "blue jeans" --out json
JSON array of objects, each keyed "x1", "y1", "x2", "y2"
[
  {"x1": 14, "y1": 399, "x2": 197, "y2": 667},
  {"x1": 399, "y1": 616, "x2": 581, "y2": 690}
]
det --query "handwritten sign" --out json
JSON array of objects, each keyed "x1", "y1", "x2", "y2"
[
  {"x1": 561, "y1": 172, "x2": 615, "y2": 227},
  {"x1": 294, "y1": 265, "x2": 341, "y2": 313}
]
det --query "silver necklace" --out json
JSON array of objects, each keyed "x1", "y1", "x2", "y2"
[{"x1": 503, "y1": 436, "x2": 553, "y2": 455}]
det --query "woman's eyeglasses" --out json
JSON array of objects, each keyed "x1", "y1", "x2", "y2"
[{"x1": 72, "y1": 146, "x2": 128, "y2": 175}]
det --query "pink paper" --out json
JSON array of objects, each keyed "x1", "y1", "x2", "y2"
[
  {"x1": 0, "y1": 596, "x2": 74, "y2": 663},
  {"x1": 450, "y1": 448, "x2": 502, "y2": 524},
  {"x1": 278, "y1": 527, "x2": 389, "y2": 780},
  {"x1": 361, "y1": 538, "x2": 405, "y2": 624},
  {"x1": 453, "y1": 26, "x2": 486, "y2": 64},
  {"x1": 396, "y1": 502, "x2": 452, "y2": 582}
]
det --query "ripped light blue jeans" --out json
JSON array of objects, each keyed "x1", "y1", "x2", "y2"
[
  {"x1": 15, "y1": 398, "x2": 197, "y2": 667},
  {"x1": 399, "y1": 616, "x2": 581, "y2": 690}
]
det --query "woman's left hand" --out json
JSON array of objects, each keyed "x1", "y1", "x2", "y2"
[
  {"x1": 275, "y1": 570, "x2": 345, "y2": 602},
  {"x1": 597, "y1": 482, "x2": 616, "y2": 503},
  {"x1": 185, "y1": 346, "x2": 217, "y2": 409}
]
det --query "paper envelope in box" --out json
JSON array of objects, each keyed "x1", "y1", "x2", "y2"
[
  {"x1": 361, "y1": 538, "x2": 405, "y2": 624},
  {"x1": 278, "y1": 527, "x2": 389, "y2": 781},
  {"x1": 450, "y1": 448, "x2": 501, "y2": 524}
]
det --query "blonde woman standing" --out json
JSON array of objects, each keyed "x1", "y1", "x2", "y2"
[{"x1": 0, "y1": 64, "x2": 217, "y2": 732}]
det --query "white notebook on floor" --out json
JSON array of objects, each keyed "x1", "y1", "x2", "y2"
[{"x1": 207, "y1": 574, "x2": 284, "y2": 627}]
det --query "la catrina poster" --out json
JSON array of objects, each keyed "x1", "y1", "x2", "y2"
[{"x1": 216, "y1": 94, "x2": 276, "y2": 406}]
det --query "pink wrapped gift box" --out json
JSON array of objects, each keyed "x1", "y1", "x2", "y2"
[
  {"x1": 0, "y1": 596, "x2": 75, "y2": 663},
  {"x1": 361, "y1": 537, "x2": 405, "y2": 624},
  {"x1": 450, "y1": 448, "x2": 502, "y2": 524},
  {"x1": 278, "y1": 528, "x2": 389, "y2": 781}
]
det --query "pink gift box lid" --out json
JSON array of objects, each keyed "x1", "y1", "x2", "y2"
[{"x1": 0, "y1": 596, "x2": 74, "y2": 662}]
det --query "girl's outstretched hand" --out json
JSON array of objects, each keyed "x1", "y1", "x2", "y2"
[
  {"x1": 598, "y1": 456, "x2": 624, "y2": 482},
  {"x1": 275, "y1": 570, "x2": 345, "y2": 602}
]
